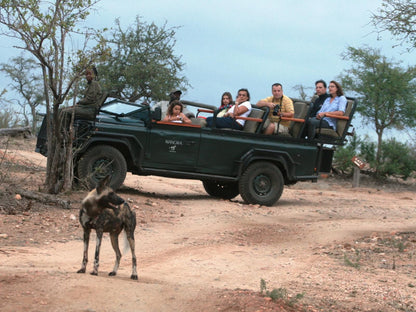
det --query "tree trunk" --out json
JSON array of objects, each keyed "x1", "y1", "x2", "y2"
[
  {"x1": 13, "y1": 187, "x2": 71, "y2": 209},
  {"x1": 42, "y1": 64, "x2": 68, "y2": 194},
  {"x1": 0, "y1": 127, "x2": 31, "y2": 137},
  {"x1": 31, "y1": 105, "x2": 37, "y2": 135},
  {"x1": 376, "y1": 127, "x2": 384, "y2": 175}
]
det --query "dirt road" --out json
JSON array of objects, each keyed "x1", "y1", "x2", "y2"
[{"x1": 0, "y1": 140, "x2": 415, "y2": 311}]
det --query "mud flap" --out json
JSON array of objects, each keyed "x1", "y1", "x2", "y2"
[{"x1": 318, "y1": 146, "x2": 334, "y2": 174}]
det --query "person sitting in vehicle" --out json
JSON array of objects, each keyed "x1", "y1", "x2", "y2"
[
  {"x1": 169, "y1": 89, "x2": 182, "y2": 104},
  {"x1": 163, "y1": 100, "x2": 192, "y2": 124},
  {"x1": 206, "y1": 88, "x2": 251, "y2": 130},
  {"x1": 61, "y1": 69, "x2": 103, "y2": 122},
  {"x1": 36, "y1": 69, "x2": 102, "y2": 153},
  {"x1": 217, "y1": 91, "x2": 234, "y2": 117},
  {"x1": 256, "y1": 83, "x2": 294, "y2": 135},
  {"x1": 306, "y1": 80, "x2": 347, "y2": 139}
]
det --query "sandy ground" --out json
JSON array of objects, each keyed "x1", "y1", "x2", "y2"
[{"x1": 0, "y1": 137, "x2": 415, "y2": 312}]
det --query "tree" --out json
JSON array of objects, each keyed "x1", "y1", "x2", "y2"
[
  {"x1": 371, "y1": 0, "x2": 416, "y2": 50},
  {"x1": 97, "y1": 16, "x2": 189, "y2": 103},
  {"x1": 0, "y1": 107, "x2": 20, "y2": 128},
  {"x1": 340, "y1": 46, "x2": 416, "y2": 170},
  {"x1": 0, "y1": 89, "x2": 20, "y2": 128},
  {"x1": 292, "y1": 84, "x2": 312, "y2": 101},
  {"x1": 0, "y1": 0, "x2": 107, "y2": 193},
  {"x1": 0, "y1": 55, "x2": 45, "y2": 134}
]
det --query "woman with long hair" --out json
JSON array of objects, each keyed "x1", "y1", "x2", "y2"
[
  {"x1": 306, "y1": 80, "x2": 347, "y2": 139},
  {"x1": 217, "y1": 92, "x2": 234, "y2": 117}
]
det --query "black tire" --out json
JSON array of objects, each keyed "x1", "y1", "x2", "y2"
[
  {"x1": 77, "y1": 145, "x2": 127, "y2": 190},
  {"x1": 202, "y1": 180, "x2": 240, "y2": 200},
  {"x1": 239, "y1": 161, "x2": 284, "y2": 206}
]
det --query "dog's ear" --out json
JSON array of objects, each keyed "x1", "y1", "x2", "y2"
[{"x1": 96, "y1": 175, "x2": 111, "y2": 194}]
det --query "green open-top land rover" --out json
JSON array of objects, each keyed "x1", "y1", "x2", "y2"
[{"x1": 36, "y1": 95, "x2": 357, "y2": 206}]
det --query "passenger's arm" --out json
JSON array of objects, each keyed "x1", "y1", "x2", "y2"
[
  {"x1": 231, "y1": 103, "x2": 249, "y2": 117},
  {"x1": 226, "y1": 105, "x2": 248, "y2": 118},
  {"x1": 180, "y1": 112, "x2": 192, "y2": 124},
  {"x1": 317, "y1": 110, "x2": 344, "y2": 119},
  {"x1": 279, "y1": 111, "x2": 294, "y2": 118},
  {"x1": 256, "y1": 100, "x2": 273, "y2": 108}
]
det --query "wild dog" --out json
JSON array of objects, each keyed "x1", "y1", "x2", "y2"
[{"x1": 77, "y1": 175, "x2": 138, "y2": 280}]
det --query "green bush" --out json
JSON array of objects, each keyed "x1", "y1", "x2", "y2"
[
  {"x1": 334, "y1": 135, "x2": 416, "y2": 179},
  {"x1": 359, "y1": 139, "x2": 377, "y2": 167},
  {"x1": 333, "y1": 135, "x2": 361, "y2": 174},
  {"x1": 377, "y1": 138, "x2": 416, "y2": 179}
]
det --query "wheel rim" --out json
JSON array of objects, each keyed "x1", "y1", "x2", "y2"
[
  {"x1": 92, "y1": 158, "x2": 115, "y2": 181},
  {"x1": 253, "y1": 174, "x2": 272, "y2": 196}
]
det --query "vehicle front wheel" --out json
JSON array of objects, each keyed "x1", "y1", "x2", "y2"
[
  {"x1": 77, "y1": 145, "x2": 127, "y2": 190},
  {"x1": 202, "y1": 180, "x2": 240, "y2": 200},
  {"x1": 239, "y1": 161, "x2": 284, "y2": 206}
]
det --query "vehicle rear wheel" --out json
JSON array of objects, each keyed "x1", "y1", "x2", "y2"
[
  {"x1": 239, "y1": 161, "x2": 284, "y2": 206},
  {"x1": 202, "y1": 180, "x2": 240, "y2": 200},
  {"x1": 77, "y1": 145, "x2": 127, "y2": 190}
]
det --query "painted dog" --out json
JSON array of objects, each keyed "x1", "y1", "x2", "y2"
[{"x1": 77, "y1": 175, "x2": 138, "y2": 280}]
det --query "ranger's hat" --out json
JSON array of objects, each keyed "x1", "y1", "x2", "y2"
[{"x1": 170, "y1": 89, "x2": 182, "y2": 95}]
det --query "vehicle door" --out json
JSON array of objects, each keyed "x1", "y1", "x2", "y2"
[{"x1": 144, "y1": 122, "x2": 202, "y2": 171}]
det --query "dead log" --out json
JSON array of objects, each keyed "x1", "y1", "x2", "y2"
[
  {"x1": 13, "y1": 188, "x2": 71, "y2": 209},
  {"x1": 0, "y1": 127, "x2": 31, "y2": 138}
]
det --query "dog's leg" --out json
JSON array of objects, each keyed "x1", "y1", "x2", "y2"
[
  {"x1": 91, "y1": 229, "x2": 103, "y2": 276},
  {"x1": 127, "y1": 231, "x2": 138, "y2": 280},
  {"x1": 125, "y1": 208, "x2": 138, "y2": 280},
  {"x1": 109, "y1": 233, "x2": 121, "y2": 276},
  {"x1": 77, "y1": 228, "x2": 90, "y2": 273}
]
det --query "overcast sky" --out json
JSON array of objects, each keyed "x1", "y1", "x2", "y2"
[
  {"x1": 0, "y1": 0, "x2": 415, "y2": 139},
  {"x1": 85, "y1": 0, "x2": 415, "y2": 105}
]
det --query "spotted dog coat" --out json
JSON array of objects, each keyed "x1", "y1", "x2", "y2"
[{"x1": 77, "y1": 176, "x2": 138, "y2": 280}]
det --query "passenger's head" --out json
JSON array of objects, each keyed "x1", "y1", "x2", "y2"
[
  {"x1": 271, "y1": 83, "x2": 283, "y2": 100},
  {"x1": 169, "y1": 90, "x2": 182, "y2": 103},
  {"x1": 328, "y1": 80, "x2": 344, "y2": 97},
  {"x1": 236, "y1": 88, "x2": 250, "y2": 102},
  {"x1": 315, "y1": 80, "x2": 327, "y2": 96},
  {"x1": 221, "y1": 92, "x2": 233, "y2": 106},
  {"x1": 167, "y1": 100, "x2": 183, "y2": 116}
]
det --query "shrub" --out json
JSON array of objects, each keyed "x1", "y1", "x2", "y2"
[{"x1": 377, "y1": 138, "x2": 416, "y2": 179}]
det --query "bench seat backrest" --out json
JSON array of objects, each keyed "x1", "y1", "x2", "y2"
[
  {"x1": 243, "y1": 107, "x2": 266, "y2": 133},
  {"x1": 289, "y1": 101, "x2": 310, "y2": 138}
]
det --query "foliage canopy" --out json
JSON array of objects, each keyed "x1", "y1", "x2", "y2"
[
  {"x1": 0, "y1": 0, "x2": 107, "y2": 193},
  {"x1": 371, "y1": 0, "x2": 416, "y2": 50},
  {"x1": 97, "y1": 16, "x2": 189, "y2": 103},
  {"x1": 340, "y1": 46, "x2": 416, "y2": 166}
]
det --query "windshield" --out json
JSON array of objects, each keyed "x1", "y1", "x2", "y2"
[{"x1": 101, "y1": 100, "x2": 145, "y2": 115}]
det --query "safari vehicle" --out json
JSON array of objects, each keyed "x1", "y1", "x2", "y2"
[{"x1": 36, "y1": 96, "x2": 357, "y2": 206}]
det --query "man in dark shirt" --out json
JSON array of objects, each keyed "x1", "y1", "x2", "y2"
[
  {"x1": 301, "y1": 80, "x2": 329, "y2": 138},
  {"x1": 310, "y1": 80, "x2": 329, "y2": 117}
]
